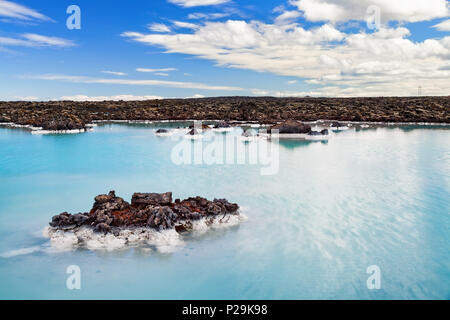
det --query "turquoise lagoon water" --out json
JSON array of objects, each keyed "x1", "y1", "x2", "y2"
[{"x1": 0, "y1": 123, "x2": 448, "y2": 300}]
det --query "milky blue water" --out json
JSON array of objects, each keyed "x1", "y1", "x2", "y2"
[{"x1": 0, "y1": 123, "x2": 449, "y2": 300}]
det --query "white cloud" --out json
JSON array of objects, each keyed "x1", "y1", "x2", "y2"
[
  {"x1": 136, "y1": 67, "x2": 177, "y2": 73},
  {"x1": 122, "y1": 19, "x2": 450, "y2": 96},
  {"x1": 188, "y1": 12, "x2": 230, "y2": 20},
  {"x1": 6, "y1": 94, "x2": 221, "y2": 101},
  {"x1": 173, "y1": 21, "x2": 199, "y2": 30},
  {"x1": 287, "y1": 80, "x2": 298, "y2": 84},
  {"x1": 23, "y1": 33, "x2": 73, "y2": 46},
  {"x1": 23, "y1": 74, "x2": 244, "y2": 91},
  {"x1": 148, "y1": 23, "x2": 171, "y2": 33},
  {"x1": 275, "y1": 10, "x2": 301, "y2": 25},
  {"x1": 168, "y1": 0, "x2": 229, "y2": 8},
  {"x1": 189, "y1": 94, "x2": 206, "y2": 98},
  {"x1": 59, "y1": 94, "x2": 164, "y2": 101},
  {"x1": 0, "y1": 33, "x2": 75, "y2": 47},
  {"x1": 154, "y1": 72, "x2": 169, "y2": 76},
  {"x1": 251, "y1": 89, "x2": 270, "y2": 95},
  {"x1": 124, "y1": 20, "x2": 345, "y2": 51},
  {"x1": 273, "y1": 5, "x2": 286, "y2": 13},
  {"x1": 101, "y1": 71, "x2": 127, "y2": 76},
  {"x1": 0, "y1": 0, "x2": 52, "y2": 22},
  {"x1": 433, "y1": 19, "x2": 450, "y2": 31},
  {"x1": 290, "y1": 0, "x2": 450, "y2": 23}
]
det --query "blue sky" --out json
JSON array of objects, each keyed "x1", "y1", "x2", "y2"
[{"x1": 0, "y1": 0, "x2": 449, "y2": 100}]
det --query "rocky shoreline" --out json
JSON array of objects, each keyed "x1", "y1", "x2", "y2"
[{"x1": 1, "y1": 96, "x2": 448, "y2": 131}]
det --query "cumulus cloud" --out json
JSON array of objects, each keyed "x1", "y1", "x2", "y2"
[
  {"x1": 433, "y1": 19, "x2": 450, "y2": 31},
  {"x1": 0, "y1": 0, "x2": 52, "y2": 22},
  {"x1": 0, "y1": 33, "x2": 75, "y2": 47},
  {"x1": 290, "y1": 0, "x2": 449, "y2": 23},
  {"x1": 275, "y1": 10, "x2": 302, "y2": 25},
  {"x1": 122, "y1": 18, "x2": 450, "y2": 96},
  {"x1": 23, "y1": 74, "x2": 244, "y2": 91},
  {"x1": 168, "y1": 0, "x2": 229, "y2": 8}
]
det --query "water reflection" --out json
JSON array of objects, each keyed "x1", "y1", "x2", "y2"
[{"x1": 277, "y1": 139, "x2": 328, "y2": 150}]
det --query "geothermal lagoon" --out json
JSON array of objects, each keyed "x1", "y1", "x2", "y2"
[{"x1": 0, "y1": 122, "x2": 449, "y2": 299}]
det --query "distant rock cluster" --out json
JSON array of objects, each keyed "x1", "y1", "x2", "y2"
[
  {"x1": 268, "y1": 120, "x2": 312, "y2": 134},
  {"x1": 1, "y1": 96, "x2": 448, "y2": 131},
  {"x1": 49, "y1": 191, "x2": 240, "y2": 235}
]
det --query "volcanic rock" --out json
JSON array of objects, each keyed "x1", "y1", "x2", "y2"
[
  {"x1": 49, "y1": 191, "x2": 240, "y2": 234},
  {"x1": 269, "y1": 120, "x2": 312, "y2": 134},
  {"x1": 214, "y1": 121, "x2": 231, "y2": 128},
  {"x1": 308, "y1": 129, "x2": 329, "y2": 136},
  {"x1": 132, "y1": 192, "x2": 173, "y2": 207},
  {"x1": 1, "y1": 97, "x2": 448, "y2": 131}
]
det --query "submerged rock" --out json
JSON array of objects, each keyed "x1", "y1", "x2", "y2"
[
  {"x1": 306, "y1": 129, "x2": 330, "y2": 141},
  {"x1": 49, "y1": 191, "x2": 240, "y2": 235},
  {"x1": 308, "y1": 129, "x2": 329, "y2": 136},
  {"x1": 155, "y1": 128, "x2": 174, "y2": 137}
]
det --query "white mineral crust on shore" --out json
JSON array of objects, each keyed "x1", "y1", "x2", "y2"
[{"x1": 43, "y1": 213, "x2": 247, "y2": 253}]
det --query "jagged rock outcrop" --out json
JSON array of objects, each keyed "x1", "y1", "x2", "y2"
[
  {"x1": 268, "y1": 120, "x2": 312, "y2": 134},
  {"x1": 49, "y1": 191, "x2": 240, "y2": 234}
]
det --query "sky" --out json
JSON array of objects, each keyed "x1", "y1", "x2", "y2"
[{"x1": 0, "y1": 0, "x2": 449, "y2": 101}]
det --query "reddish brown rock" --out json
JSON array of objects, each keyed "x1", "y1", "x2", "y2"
[{"x1": 49, "y1": 191, "x2": 240, "y2": 234}]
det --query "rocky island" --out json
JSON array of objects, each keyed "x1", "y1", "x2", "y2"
[
  {"x1": 45, "y1": 191, "x2": 243, "y2": 252},
  {"x1": 50, "y1": 190, "x2": 240, "y2": 234},
  {"x1": 1, "y1": 96, "x2": 449, "y2": 132}
]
